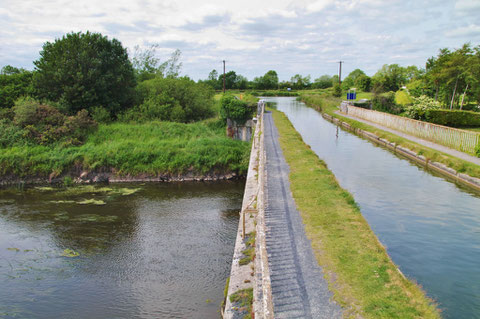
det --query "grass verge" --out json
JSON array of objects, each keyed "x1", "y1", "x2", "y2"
[
  {"x1": 301, "y1": 93, "x2": 480, "y2": 179},
  {"x1": 229, "y1": 288, "x2": 253, "y2": 319},
  {"x1": 0, "y1": 119, "x2": 250, "y2": 178},
  {"x1": 271, "y1": 108, "x2": 440, "y2": 318}
]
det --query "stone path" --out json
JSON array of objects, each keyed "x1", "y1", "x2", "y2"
[
  {"x1": 263, "y1": 111, "x2": 342, "y2": 319},
  {"x1": 337, "y1": 111, "x2": 480, "y2": 166}
]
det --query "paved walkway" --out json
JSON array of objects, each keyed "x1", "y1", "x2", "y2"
[
  {"x1": 263, "y1": 111, "x2": 342, "y2": 319},
  {"x1": 336, "y1": 111, "x2": 480, "y2": 166}
]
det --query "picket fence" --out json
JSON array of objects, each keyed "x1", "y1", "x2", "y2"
[{"x1": 342, "y1": 105, "x2": 480, "y2": 156}]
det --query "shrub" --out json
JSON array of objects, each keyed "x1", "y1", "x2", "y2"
[
  {"x1": 395, "y1": 90, "x2": 413, "y2": 106},
  {"x1": 333, "y1": 83, "x2": 342, "y2": 97},
  {"x1": 125, "y1": 77, "x2": 215, "y2": 123},
  {"x1": 372, "y1": 92, "x2": 403, "y2": 114},
  {"x1": 91, "y1": 106, "x2": 112, "y2": 123},
  {"x1": 405, "y1": 95, "x2": 441, "y2": 120},
  {"x1": 0, "y1": 119, "x2": 26, "y2": 147},
  {"x1": 11, "y1": 98, "x2": 97, "y2": 146},
  {"x1": 425, "y1": 110, "x2": 480, "y2": 128},
  {"x1": 220, "y1": 94, "x2": 255, "y2": 124}
]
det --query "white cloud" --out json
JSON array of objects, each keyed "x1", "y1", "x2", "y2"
[{"x1": 0, "y1": 0, "x2": 478, "y2": 80}]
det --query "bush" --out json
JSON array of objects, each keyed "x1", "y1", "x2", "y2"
[
  {"x1": 395, "y1": 90, "x2": 413, "y2": 106},
  {"x1": 124, "y1": 77, "x2": 215, "y2": 123},
  {"x1": 333, "y1": 83, "x2": 342, "y2": 97},
  {"x1": 220, "y1": 94, "x2": 255, "y2": 124},
  {"x1": 0, "y1": 68, "x2": 33, "y2": 108},
  {"x1": 11, "y1": 98, "x2": 97, "y2": 146},
  {"x1": 91, "y1": 106, "x2": 112, "y2": 123},
  {"x1": 425, "y1": 110, "x2": 480, "y2": 128},
  {"x1": 405, "y1": 95, "x2": 441, "y2": 120},
  {"x1": 372, "y1": 92, "x2": 403, "y2": 114}
]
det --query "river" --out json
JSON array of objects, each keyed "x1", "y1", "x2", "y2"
[
  {"x1": 265, "y1": 97, "x2": 480, "y2": 319},
  {"x1": 0, "y1": 182, "x2": 243, "y2": 318}
]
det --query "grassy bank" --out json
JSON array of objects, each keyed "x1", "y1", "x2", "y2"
[
  {"x1": 301, "y1": 93, "x2": 480, "y2": 179},
  {"x1": 271, "y1": 109, "x2": 440, "y2": 318},
  {"x1": 0, "y1": 119, "x2": 250, "y2": 178}
]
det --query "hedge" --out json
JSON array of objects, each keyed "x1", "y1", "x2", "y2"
[{"x1": 425, "y1": 109, "x2": 480, "y2": 128}]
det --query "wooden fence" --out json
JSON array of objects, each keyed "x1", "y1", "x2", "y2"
[{"x1": 343, "y1": 105, "x2": 480, "y2": 156}]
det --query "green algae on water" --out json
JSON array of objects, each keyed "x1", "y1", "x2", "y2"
[
  {"x1": 7, "y1": 248, "x2": 20, "y2": 252},
  {"x1": 73, "y1": 214, "x2": 118, "y2": 222},
  {"x1": 61, "y1": 249, "x2": 80, "y2": 257},
  {"x1": 77, "y1": 199, "x2": 106, "y2": 205}
]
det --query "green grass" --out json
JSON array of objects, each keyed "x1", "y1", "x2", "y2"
[
  {"x1": 300, "y1": 92, "x2": 480, "y2": 179},
  {"x1": 271, "y1": 109, "x2": 440, "y2": 318},
  {"x1": 230, "y1": 288, "x2": 253, "y2": 318},
  {"x1": 0, "y1": 119, "x2": 251, "y2": 178}
]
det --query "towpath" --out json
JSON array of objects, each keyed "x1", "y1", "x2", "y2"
[
  {"x1": 336, "y1": 111, "x2": 480, "y2": 166},
  {"x1": 263, "y1": 111, "x2": 342, "y2": 318}
]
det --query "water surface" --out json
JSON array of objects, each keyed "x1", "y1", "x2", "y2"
[
  {"x1": 0, "y1": 182, "x2": 243, "y2": 318},
  {"x1": 266, "y1": 97, "x2": 480, "y2": 319}
]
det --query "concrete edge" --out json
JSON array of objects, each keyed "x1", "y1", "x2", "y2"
[
  {"x1": 324, "y1": 112, "x2": 480, "y2": 193},
  {"x1": 224, "y1": 102, "x2": 274, "y2": 318}
]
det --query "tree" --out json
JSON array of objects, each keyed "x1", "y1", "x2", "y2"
[
  {"x1": 313, "y1": 75, "x2": 333, "y2": 89},
  {"x1": 132, "y1": 46, "x2": 183, "y2": 81},
  {"x1": 33, "y1": 31, "x2": 136, "y2": 115},
  {"x1": 253, "y1": 70, "x2": 279, "y2": 90},
  {"x1": 372, "y1": 64, "x2": 406, "y2": 92},
  {"x1": 355, "y1": 75, "x2": 371, "y2": 92},
  {"x1": 0, "y1": 66, "x2": 33, "y2": 108},
  {"x1": 290, "y1": 74, "x2": 311, "y2": 89}
]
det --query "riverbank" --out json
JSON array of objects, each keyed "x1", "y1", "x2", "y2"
[
  {"x1": 301, "y1": 94, "x2": 480, "y2": 181},
  {"x1": 271, "y1": 108, "x2": 440, "y2": 318},
  {"x1": 0, "y1": 119, "x2": 250, "y2": 186}
]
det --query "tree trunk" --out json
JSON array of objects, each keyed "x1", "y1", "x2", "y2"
[
  {"x1": 450, "y1": 77, "x2": 458, "y2": 110},
  {"x1": 460, "y1": 84, "x2": 469, "y2": 110},
  {"x1": 434, "y1": 84, "x2": 439, "y2": 101}
]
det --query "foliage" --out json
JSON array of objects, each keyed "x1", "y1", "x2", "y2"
[
  {"x1": 424, "y1": 109, "x2": 480, "y2": 128},
  {"x1": 355, "y1": 74, "x2": 372, "y2": 92},
  {"x1": 332, "y1": 83, "x2": 342, "y2": 97},
  {"x1": 341, "y1": 68, "x2": 366, "y2": 90},
  {"x1": 425, "y1": 43, "x2": 480, "y2": 109},
  {"x1": 290, "y1": 74, "x2": 311, "y2": 89},
  {"x1": 9, "y1": 97, "x2": 97, "y2": 146},
  {"x1": 0, "y1": 66, "x2": 33, "y2": 108},
  {"x1": 33, "y1": 31, "x2": 136, "y2": 115},
  {"x1": 313, "y1": 75, "x2": 334, "y2": 89},
  {"x1": 395, "y1": 90, "x2": 414, "y2": 106},
  {"x1": 406, "y1": 79, "x2": 425, "y2": 97},
  {"x1": 372, "y1": 92, "x2": 403, "y2": 114},
  {"x1": 372, "y1": 64, "x2": 408, "y2": 92},
  {"x1": 124, "y1": 77, "x2": 215, "y2": 123},
  {"x1": 252, "y1": 70, "x2": 279, "y2": 90},
  {"x1": 405, "y1": 95, "x2": 441, "y2": 120},
  {"x1": 0, "y1": 119, "x2": 250, "y2": 177},
  {"x1": 220, "y1": 94, "x2": 255, "y2": 124},
  {"x1": 90, "y1": 106, "x2": 112, "y2": 123},
  {"x1": 132, "y1": 46, "x2": 183, "y2": 82}
]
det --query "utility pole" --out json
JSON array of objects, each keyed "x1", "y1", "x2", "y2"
[
  {"x1": 223, "y1": 60, "x2": 226, "y2": 93},
  {"x1": 338, "y1": 61, "x2": 344, "y2": 85}
]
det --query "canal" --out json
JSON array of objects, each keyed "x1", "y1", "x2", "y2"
[
  {"x1": 265, "y1": 97, "x2": 480, "y2": 319},
  {"x1": 0, "y1": 182, "x2": 243, "y2": 318}
]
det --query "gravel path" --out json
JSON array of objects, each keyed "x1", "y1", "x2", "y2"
[
  {"x1": 264, "y1": 111, "x2": 342, "y2": 319},
  {"x1": 336, "y1": 111, "x2": 480, "y2": 166}
]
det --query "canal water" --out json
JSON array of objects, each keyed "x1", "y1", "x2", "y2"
[
  {"x1": 0, "y1": 182, "x2": 243, "y2": 318},
  {"x1": 266, "y1": 97, "x2": 480, "y2": 319}
]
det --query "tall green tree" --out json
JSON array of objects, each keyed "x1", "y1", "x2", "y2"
[
  {"x1": 0, "y1": 66, "x2": 33, "y2": 108},
  {"x1": 33, "y1": 31, "x2": 136, "y2": 115}
]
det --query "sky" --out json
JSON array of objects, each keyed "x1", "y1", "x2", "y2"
[{"x1": 1, "y1": 0, "x2": 479, "y2": 81}]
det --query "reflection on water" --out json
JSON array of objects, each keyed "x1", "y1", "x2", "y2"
[
  {"x1": 267, "y1": 97, "x2": 480, "y2": 319},
  {"x1": 0, "y1": 182, "x2": 243, "y2": 318}
]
